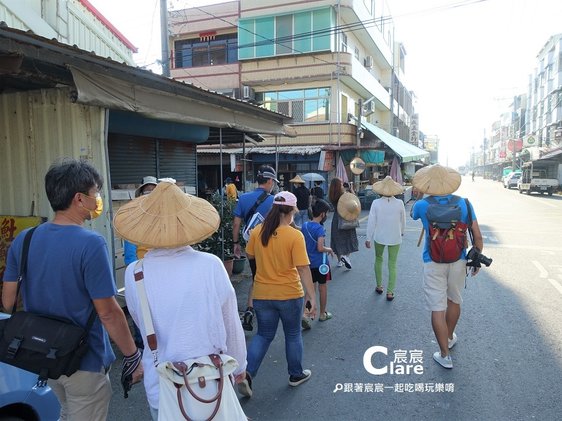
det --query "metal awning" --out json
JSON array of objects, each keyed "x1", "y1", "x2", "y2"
[
  {"x1": 538, "y1": 147, "x2": 562, "y2": 160},
  {"x1": 362, "y1": 121, "x2": 429, "y2": 163}
]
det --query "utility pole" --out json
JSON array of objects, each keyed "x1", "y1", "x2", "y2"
[
  {"x1": 160, "y1": 0, "x2": 170, "y2": 77},
  {"x1": 355, "y1": 99, "x2": 362, "y2": 187}
]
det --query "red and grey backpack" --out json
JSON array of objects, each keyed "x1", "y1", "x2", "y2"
[{"x1": 425, "y1": 196, "x2": 472, "y2": 263}]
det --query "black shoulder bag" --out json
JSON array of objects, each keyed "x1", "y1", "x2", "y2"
[
  {"x1": 244, "y1": 190, "x2": 269, "y2": 225},
  {"x1": 0, "y1": 227, "x2": 96, "y2": 387}
]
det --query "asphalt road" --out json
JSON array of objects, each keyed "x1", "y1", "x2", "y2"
[{"x1": 108, "y1": 177, "x2": 562, "y2": 421}]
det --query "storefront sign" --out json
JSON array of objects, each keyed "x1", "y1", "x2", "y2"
[{"x1": 0, "y1": 216, "x2": 44, "y2": 280}]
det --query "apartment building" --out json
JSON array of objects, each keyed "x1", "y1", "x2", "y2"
[
  {"x1": 526, "y1": 33, "x2": 562, "y2": 149},
  {"x1": 169, "y1": 0, "x2": 426, "y2": 190}
]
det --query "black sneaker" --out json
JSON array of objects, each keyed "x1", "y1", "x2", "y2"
[
  {"x1": 242, "y1": 307, "x2": 254, "y2": 331},
  {"x1": 289, "y1": 369, "x2": 312, "y2": 387},
  {"x1": 238, "y1": 372, "x2": 253, "y2": 397}
]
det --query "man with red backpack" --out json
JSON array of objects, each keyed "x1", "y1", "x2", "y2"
[{"x1": 411, "y1": 164, "x2": 485, "y2": 369}]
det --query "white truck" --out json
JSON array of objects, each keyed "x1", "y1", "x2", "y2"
[{"x1": 517, "y1": 160, "x2": 559, "y2": 195}]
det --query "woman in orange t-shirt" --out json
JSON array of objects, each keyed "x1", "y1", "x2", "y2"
[{"x1": 240, "y1": 191, "x2": 317, "y2": 396}]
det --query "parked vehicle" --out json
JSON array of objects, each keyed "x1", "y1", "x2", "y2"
[
  {"x1": 503, "y1": 171, "x2": 521, "y2": 189},
  {"x1": 0, "y1": 314, "x2": 61, "y2": 421},
  {"x1": 517, "y1": 161, "x2": 559, "y2": 195}
]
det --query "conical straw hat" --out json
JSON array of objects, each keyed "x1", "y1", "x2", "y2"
[
  {"x1": 412, "y1": 164, "x2": 461, "y2": 195},
  {"x1": 337, "y1": 192, "x2": 361, "y2": 221},
  {"x1": 289, "y1": 175, "x2": 305, "y2": 184},
  {"x1": 372, "y1": 176, "x2": 404, "y2": 197},
  {"x1": 114, "y1": 181, "x2": 220, "y2": 249}
]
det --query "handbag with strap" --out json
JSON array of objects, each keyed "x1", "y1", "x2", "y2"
[
  {"x1": 132, "y1": 261, "x2": 247, "y2": 421},
  {"x1": 337, "y1": 216, "x2": 359, "y2": 230},
  {"x1": 0, "y1": 227, "x2": 96, "y2": 387}
]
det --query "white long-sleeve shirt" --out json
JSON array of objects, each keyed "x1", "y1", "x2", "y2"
[
  {"x1": 124, "y1": 246, "x2": 247, "y2": 409},
  {"x1": 365, "y1": 196, "x2": 406, "y2": 246}
]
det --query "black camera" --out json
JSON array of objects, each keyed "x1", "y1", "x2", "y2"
[{"x1": 466, "y1": 247, "x2": 492, "y2": 268}]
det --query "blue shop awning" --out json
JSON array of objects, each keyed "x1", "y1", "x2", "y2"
[{"x1": 362, "y1": 121, "x2": 430, "y2": 163}]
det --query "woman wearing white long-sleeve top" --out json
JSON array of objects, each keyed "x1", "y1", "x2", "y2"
[{"x1": 365, "y1": 176, "x2": 406, "y2": 301}]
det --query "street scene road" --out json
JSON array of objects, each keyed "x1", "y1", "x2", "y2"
[{"x1": 109, "y1": 176, "x2": 562, "y2": 420}]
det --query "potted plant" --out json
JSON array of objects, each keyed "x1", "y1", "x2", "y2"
[{"x1": 196, "y1": 192, "x2": 242, "y2": 276}]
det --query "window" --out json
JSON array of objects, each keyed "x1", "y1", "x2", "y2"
[
  {"x1": 174, "y1": 34, "x2": 238, "y2": 68},
  {"x1": 354, "y1": 47, "x2": 360, "y2": 60},
  {"x1": 263, "y1": 88, "x2": 330, "y2": 123},
  {"x1": 238, "y1": 8, "x2": 334, "y2": 60}
]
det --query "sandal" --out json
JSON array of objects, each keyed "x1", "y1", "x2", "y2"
[
  {"x1": 375, "y1": 286, "x2": 384, "y2": 294},
  {"x1": 319, "y1": 311, "x2": 333, "y2": 321},
  {"x1": 386, "y1": 292, "x2": 395, "y2": 301}
]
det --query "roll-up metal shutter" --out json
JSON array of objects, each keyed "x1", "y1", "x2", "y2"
[
  {"x1": 158, "y1": 140, "x2": 197, "y2": 188},
  {"x1": 108, "y1": 135, "x2": 157, "y2": 185}
]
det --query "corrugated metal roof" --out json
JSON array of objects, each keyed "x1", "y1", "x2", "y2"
[{"x1": 197, "y1": 146, "x2": 323, "y2": 155}]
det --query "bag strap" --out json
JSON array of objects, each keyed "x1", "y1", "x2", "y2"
[
  {"x1": 133, "y1": 260, "x2": 159, "y2": 366},
  {"x1": 465, "y1": 198, "x2": 474, "y2": 245},
  {"x1": 244, "y1": 190, "x2": 269, "y2": 225},
  {"x1": 12, "y1": 227, "x2": 37, "y2": 315},
  {"x1": 303, "y1": 222, "x2": 317, "y2": 244},
  {"x1": 12, "y1": 226, "x2": 96, "y2": 331}
]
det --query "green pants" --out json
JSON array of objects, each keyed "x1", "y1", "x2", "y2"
[{"x1": 374, "y1": 242, "x2": 401, "y2": 293}]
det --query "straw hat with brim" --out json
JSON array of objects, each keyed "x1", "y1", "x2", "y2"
[
  {"x1": 372, "y1": 176, "x2": 404, "y2": 197},
  {"x1": 412, "y1": 164, "x2": 461, "y2": 196},
  {"x1": 289, "y1": 175, "x2": 305, "y2": 184},
  {"x1": 337, "y1": 192, "x2": 361, "y2": 221},
  {"x1": 114, "y1": 181, "x2": 220, "y2": 249}
]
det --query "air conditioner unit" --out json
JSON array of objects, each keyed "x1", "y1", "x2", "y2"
[
  {"x1": 364, "y1": 55, "x2": 373, "y2": 68},
  {"x1": 363, "y1": 101, "x2": 375, "y2": 113},
  {"x1": 242, "y1": 85, "x2": 255, "y2": 101}
]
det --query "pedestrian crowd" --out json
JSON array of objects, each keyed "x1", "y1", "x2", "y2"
[{"x1": 1, "y1": 159, "x2": 484, "y2": 420}]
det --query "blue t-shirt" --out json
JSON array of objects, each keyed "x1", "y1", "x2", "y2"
[
  {"x1": 411, "y1": 195, "x2": 477, "y2": 263},
  {"x1": 3, "y1": 223, "x2": 117, "y2": 372},
  {"x1": 301, "y1": 221, "x2": 326, "y2": 268},
  {"x1": 234, "y1": 187, "x2": 274, "y2": 223}
]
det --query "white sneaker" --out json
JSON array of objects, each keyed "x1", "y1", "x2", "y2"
[
  {"x1": 433, "y1": 352, "x2": 453, "y2": 369},
  {"x1": 336, "y1": 261, "x2": 344, "y2": 267},
  {"x1": 448, "y1": 332, "x2": 458, "y2": 349},
  {"x1": 340, "y1": 256, "x2": 352, "y2": 269}
]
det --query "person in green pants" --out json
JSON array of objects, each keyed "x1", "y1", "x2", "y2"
[{"x1": 365, "y1": 177, "x2": 406, "y2": 301}]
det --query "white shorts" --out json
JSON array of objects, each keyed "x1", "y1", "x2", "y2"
[{"x1": 423, "y1": 259, "x2": 467, "y2": 311}]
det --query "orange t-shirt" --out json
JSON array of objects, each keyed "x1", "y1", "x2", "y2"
[{"x1": 247, "y1": 224, "x2": 310, "y2": 300}]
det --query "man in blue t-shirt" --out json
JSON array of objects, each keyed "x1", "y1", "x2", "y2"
[
  {"x1": 411, "y1": 164, "x2": 484, "y2": 370},
  {"x1": 232, "y1": 165, "x2": 277, "y2": 331},
  {"x1": 2, "y1": 159, "x2": 143, "y2": 420}
]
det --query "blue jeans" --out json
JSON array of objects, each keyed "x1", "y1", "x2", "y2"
[
  {"x1": 294, "y1": 209, "x2": 309, "y2": 227},
  {"x1": 246, "y1": 297, "x2": 305, "y2": 378}
]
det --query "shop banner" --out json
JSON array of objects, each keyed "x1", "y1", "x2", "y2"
[{"x1": 0, "y1": 216, "x2": 45, "y2": 280}]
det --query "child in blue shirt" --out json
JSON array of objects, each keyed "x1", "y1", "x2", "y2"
[{"x1": 301, "y1": 199, "x2": 334, "y2": 325}]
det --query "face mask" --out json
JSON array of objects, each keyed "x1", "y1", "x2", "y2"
[
  {"x1": 83, "y1": 193, "x2": 103, "y2": 219},
  {"x1": 320, "y1": 214, "x2": 328, "y2": 225},
  {"x1": 91, "y1": 195, "x2": 103, "y2": 219}
]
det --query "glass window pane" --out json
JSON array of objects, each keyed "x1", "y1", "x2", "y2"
[
  {"x1": 276, "y1": 15, "x2": 293, "y2": 55},
  {"x1": 256, "y1": 17, "x2": 275, "y2": 57},
  {"x1": 239, "y1": 20, "x2": 255, "y2": 59},
  {"x1": 294, "y1": 12, "x2": 311, "y2": 52},
  {"x1": 209, "y1": 44, "x2": 226, "y2": 65},
  {"x1": 305, "y1": 88, "x2": 318, "y2": 98},
  {"x1": 192, "y1": 44, "x2": 208, "y2": 67},
  {"x1": 278, "y1": 90, "x2": 303, "y2": 100},
  {"x1": 305, "y1": 100, "x2": 318, "y2": 122},
  {"x1": 264, "y1": 92, "x2": 277, "y2": 101},
  {"x1": 312, "y1": 8, "x2": 332, "y2": 51},
  {"x1": 318, "y1": 87, "x2": 330, "y2": 97}
]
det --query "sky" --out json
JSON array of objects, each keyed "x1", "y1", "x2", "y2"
[{"x1": 89, "y1": 0, "x2": 562, "y2": 167}]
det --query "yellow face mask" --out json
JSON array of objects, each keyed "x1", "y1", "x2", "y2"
[
  {"x1": 83, "y1": 193, "x2": 103, "y2": 219},
  {"x1": 91, "y1": 194, "x2": 103, "y2": 219}
]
